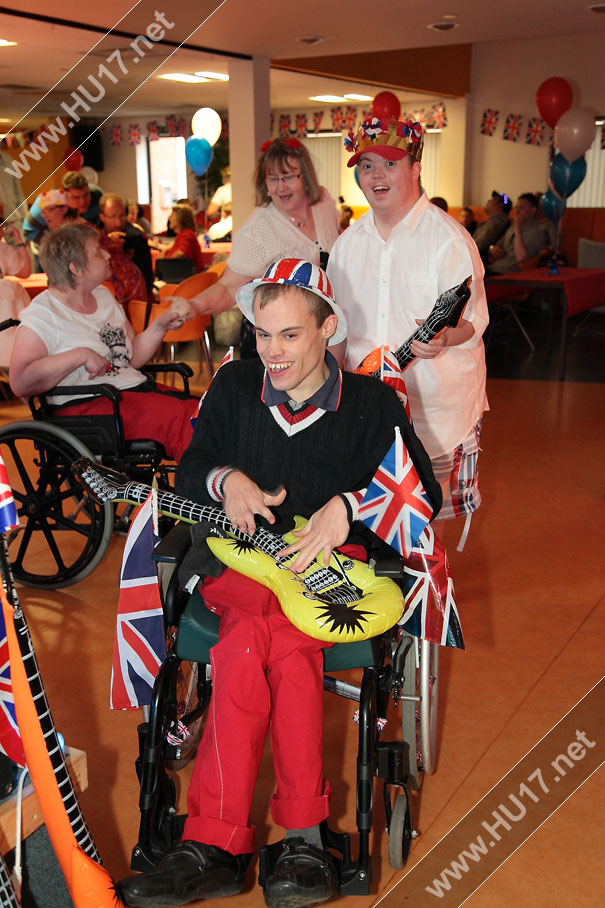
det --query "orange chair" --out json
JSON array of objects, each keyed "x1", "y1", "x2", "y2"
[{"x1": 206, "y1": 260, "x2": 227, "y2": 280}]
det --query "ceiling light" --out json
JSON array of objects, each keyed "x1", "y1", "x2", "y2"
[
  {"x1": 297, "y1": 36, "x2": 325, "y2": 45},
  {"x1": 344, "y1": 93, "x2": 373, "y2": 101},
  {"x1": 194, "y1": 71, "x2": 229, "y2": 81},
  {"x1": 310, "y1": 95, "x2": 346, "y2": 103},
  {"x1": 0, "y1": 39, "x2": 17, "y2": 47},
  {"x1": 158, "y1": 73, "x2": 208, "y2": 84},
  {"x1": 0, "y1": 118, "x2": 11, "y2": 124},
  {"x1": 427, "y1": 21, "x2": 460, "y2": 31}
]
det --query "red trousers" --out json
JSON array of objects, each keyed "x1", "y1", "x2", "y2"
[
  {"x1": 182, "y1": 544, "x2": 362, "y2": 855},
  {"x1": 58, "y1": 385, "x2": 196, "y2": 462}
]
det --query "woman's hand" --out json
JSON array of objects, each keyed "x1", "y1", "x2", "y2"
[
  {"x1": 154, "y1": 299, "x2": 194, "y2": 332},
  {"x1": 277, "y1": 496, "x2": 349, "y2": 573},
  {"x1": 78, "y1": 348, "x2": 112, "y2": 378}
]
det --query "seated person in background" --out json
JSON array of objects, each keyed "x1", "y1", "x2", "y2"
[
  {"x1": 207, "y1": 202, "x2": 232, "y2": 241},
  {"x1": 127, "y1": 200, "x2": 152, "y2": 235},
  {"x1": 99, "y1": 193, "x2": 154, "y2": 296},
  {"x1": 0, "y1": 218, "x2": 31, "y2": 364},
  {"x1": 117, "y1": 258, "x2": 440, "y2": 908},
  {"x1": 430, "y1": 196, "x2": 448, "y2": 212},
  {"x1": 487, "y1": 193, "x2": 548, "y2": 274},
  {"x1": 9, "y1": 222, "x2": 195, "y2": 462},
  {"x1": 338, "y1": 204, "x2": 354, "y2": 232},
  {"x1": 473, "y1": 191, "x2": 511, "y2": 261},
  {"x1": 151, "y1": 203, "x2": 204, "y2": 273},
  {"x1": 61, "y1": 171, "x2": 102, "y2": 224},
  {"x1": 459, "y1": 206, "x2": 477, "y2": 235},
  {"x1": 205, "y1": 166, "x2": 231, "y2": 222}
]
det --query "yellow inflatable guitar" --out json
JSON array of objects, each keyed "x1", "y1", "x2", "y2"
[{"x1": 74, "y1": 460, "x2": 404, "y2": 643}]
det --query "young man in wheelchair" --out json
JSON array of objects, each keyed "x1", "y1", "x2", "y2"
[
  {"x1": 118, "y1": 258, "x2": 441, "y2": 908},
  {"x1": 9, "y1": 221, "x2": 195, "y2": 462}
]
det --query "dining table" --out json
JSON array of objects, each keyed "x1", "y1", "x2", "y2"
[{"x1": 484, "y1": 266, "x2": 605, "y2": 379}]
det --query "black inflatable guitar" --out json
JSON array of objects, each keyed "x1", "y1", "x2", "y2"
[
  {"x1": 73, "y1": 459, "x2": 404, "y2": 643},
  {"x1": 355, "y1": 276, "x2": 472, "y2": 376}
]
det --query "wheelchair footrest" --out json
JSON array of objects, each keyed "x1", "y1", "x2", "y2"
[{"x1": 131, "y1": 815, "x2": 187, "y2": 872}]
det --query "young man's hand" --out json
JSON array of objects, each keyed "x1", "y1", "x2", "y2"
[
  {"x1": 223, "y1": 470, "x2": 286, "y2": 535},
  {"x1": 277, "y1": 495, "x2": 349, "y2": 573}
]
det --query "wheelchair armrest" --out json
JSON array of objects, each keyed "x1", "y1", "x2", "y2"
[
  {"x1": 141, "y1": 362, "x2": 193, "y2": 396},
  {"x1": 0, "y1": 318, "x2": 21, "y2": 332},
  {"x1": 152, "y1": 521, "x2": 192, "y2": 564},
  {"x1": 29, "y1": 382, "x2": 123, "y2": 419}
]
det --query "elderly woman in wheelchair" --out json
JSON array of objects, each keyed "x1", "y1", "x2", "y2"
[
  {"x1": 113, "y1": 258, "x2": 441, "y2": 908},
  {"x1": 9, "y1": 221, "x2": 196, "y2": 464}
]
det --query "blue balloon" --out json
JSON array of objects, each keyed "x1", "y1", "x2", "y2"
[
  {"x1": 549, "y1": 153, "x2": 587, "y2": 199},
  {"x1": 541, "y1": 188, "x2": 566, "y2": 222},
  {"x1": 354, "y1": 165, "x2": 360, "y2": 189},
  {"x1": 185, "y1": 136, "x2": 213, "y2": 176}
]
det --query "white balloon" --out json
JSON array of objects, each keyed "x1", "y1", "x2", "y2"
[
  {"x1": 191, "y1": 108, "x2": 222, "y2": 146},
  {"x1": 80, "y1": 165, "x2": 98, "y2": 186}
]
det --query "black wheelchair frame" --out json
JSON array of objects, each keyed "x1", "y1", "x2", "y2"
[
  {"x1": 0, "y1": 333, "x2": 194, "y2": 588},
  {"x1": 130, "y1": 524, "x2": 440, "y2": 894}
]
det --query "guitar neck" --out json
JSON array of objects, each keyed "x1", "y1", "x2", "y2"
[{"x1": 122, "y1": 481, "x2": 288, "y2": 560}]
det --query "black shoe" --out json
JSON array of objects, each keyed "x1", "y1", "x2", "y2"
[
  {"x1": 261, "y1": 837, "x2": 338, "y2": 908},
  {"x1": 117, "y1": 840, "x2": 251, "y2": 907}
]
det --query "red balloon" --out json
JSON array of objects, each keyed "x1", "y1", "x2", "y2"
[
  {"x1": 535, "y1": 77, "x2": 573, "y2": 128},
  {"x1": 371, "y1": 91, "x2": 401, "y2": 121},
  {"x1": 63, "y1": 146, "x2": 84, "y2": 171}
]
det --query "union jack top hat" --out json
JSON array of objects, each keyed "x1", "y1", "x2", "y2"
[{"x1": 235, "y1": 258, "x2": 347, "y2": 346}]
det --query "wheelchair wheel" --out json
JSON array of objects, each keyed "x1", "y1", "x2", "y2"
[
  {"x1": 0, "y1": 422, "x2": 113, "y2": 588},
  {"x1": 401, "y1": 637, "x2": 439, "y2": 789},
  {"x1": 387, "y1": 790, "x2": 412, "y2": 870}
]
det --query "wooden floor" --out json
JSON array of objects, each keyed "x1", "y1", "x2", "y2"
[{"x1": 0, "y1": 368, "x2": 603, "y2": 907}]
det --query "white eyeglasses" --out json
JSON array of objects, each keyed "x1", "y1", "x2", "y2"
[{"x1": 265, "y1": 173, "x2": 302, "y2": 188}]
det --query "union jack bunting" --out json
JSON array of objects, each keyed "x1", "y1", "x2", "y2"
[
  {"x1": 380, "y1": 348, "x2": 411, "y2": 422},
  {"x1": 110, "y1": 489, "x2": 166, "y2": 709},
  {"x1": 191, "y1": 347, "x2": 234, "y2": 428},
  {"x1": 344, "y1": 106, "x2": 357, "y2": 131},
  {"x1": 480, "y1": 108, "x2": 499, "y2": 137},
  {"x1": 279, "y1": 114, "x2": 291, "y2": 137},
  {"x1": 331, "y1": 107, "x2": 347, "y2": 132},
  {"x1": 503, "y1": 113, "x2": 524, "y2": 142},
  {"x1": 312, "y1": 111, "x2": 323, "y2": 133},
  {"x1": 359, "y1": 427, "x2": 434, "y2": 558},
  {"x1": 128, "y1": 123, "x2": 141, "y2": 146},
  {"x1": 177, "y1": 118, "x2": 187, "y2": 138},
  {"x1": 166, "y1": 114, "x2": 179, "y2": 137},
  {"x1": 431, "y1": 102, "x2": 448, "y2": 129},
  {"x1": 110, "y1": 124, "x2": 124, "y2": 146},
  {"x1": 0, "y1": 456, "x2": 18, "y2": 534},
  {"x1": 412, "y1": 109, "x2": 427, "y2": 129},
  {"x1": 398, "y1": 525, "x2": 464, "y2": 649},
  {"x1": 147, "y1": 120, "x2": 159, "y2": 141},
  {"x1": 0, "y1": 610, "x2": 24, "y2": 766},
  {"x1": 601, "y1": 124, "x2": 605, "y2": 150},
  {"x1": 525, "y1": 117, "x2": 546, "y2": 146},
  {"x1": 295, "y1": 114, "x2": 308, "y2": 138}
]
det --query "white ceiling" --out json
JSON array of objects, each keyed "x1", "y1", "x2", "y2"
[{"x1": 0, "y1": 0, "x2": 603, "y2": 130}]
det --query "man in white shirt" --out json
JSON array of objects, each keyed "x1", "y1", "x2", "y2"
[{"x1": 328, "y1": 118, "x2": 489, "y2": 534}]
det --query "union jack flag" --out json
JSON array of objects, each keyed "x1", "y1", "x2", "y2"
[
  {"x1": 166, "y1": 114, "x2": 179, "y2": 137},
  {"x1": 359, "y1": 427, "x2": 434, "y2": 558},
  {"x1": 525, "y1": 117, "x2": 546, "y2": 146},
  {"x1": 178, "y1": 118, "x2": 187, "y2": 138},
  {"x1": 279, "y1": 114, "x2": 291, "y2": 137},
  {"x1": 0, "y1": 611, "x2": 24, "y2": 766},
  {"x1": 128, "y1": 123, "x2": 141, "y2": 146},
  {"x1": 331, "y1": 107, "x2": 347, "y2": 132},
  {"x1": 147, "y1": 120, "x2": 159, "y2": 142},
  {"x1": 503, "y1": 113, "x2": 524, "y2": 142},
  {"x1": 110, "y1": 489, "x2": 166, "y2": 709},
  {"x1": 0, "y1": 456, "x2": 18, "y2": 534},
  {"x1": 313, "y1": 111, "x2": 323, "y2": 133},
  {"x1": 380, "y1": 348, "x2": 410, "y2": 422},
  {"x1": 398, "y1": 525, "x2": 464, "y2": 649},
  {"x1": 412, "y1": 109, "x2": 427, "y2": 129},
  {"x1": 344, "y1": 106, "x2": 357, "y2": 131},
  {"x1": 110, "y1": 124, "x2": 124, "y2": 146},
  {"x1": 480, "y1": 108, "x2": 499, "y2": 137},
  {"x1": 295, "y1": 114, "x2": 308, "y2": 138},
  {"x1": 191, "y1": 347, "x2": 234, "y2": 428},
  {"x1": 431, "y1": 102, "x2": 448, "y2": 129}
]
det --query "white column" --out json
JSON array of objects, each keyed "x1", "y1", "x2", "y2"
[{"x1": 228, "y1": 56, "x2": 271, "y2": 230}]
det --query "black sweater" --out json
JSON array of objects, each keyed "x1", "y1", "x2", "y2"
[{"x1": 176, "y1": 359, "x2": 441, "y2": 537}]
